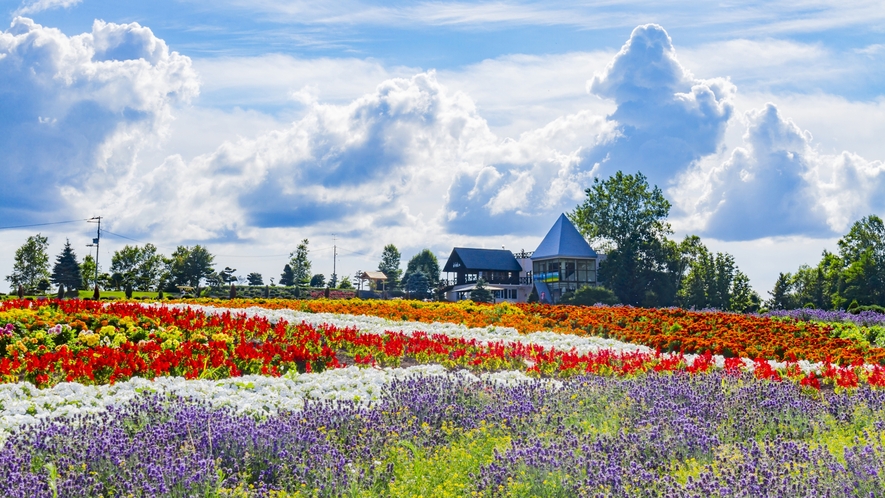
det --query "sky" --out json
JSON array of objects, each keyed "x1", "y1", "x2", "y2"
[{"x1": 1, "y1": 0, "x2": 884, "y2": 295}]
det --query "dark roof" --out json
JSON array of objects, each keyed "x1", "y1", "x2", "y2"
[
  {"x1": 443, "y1": 248, "x2": 522, "y2": 272},
  {"x1": 532, "y1": 214, "x2": 598, "y2": 260}
]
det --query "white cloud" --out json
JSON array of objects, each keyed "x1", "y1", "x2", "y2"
[
  {"x1": 13, "y1": 0, "x2": 81, "y2": 16},
  {"x1": 0, "y1": 17, "x2": 198, "y2": 221},
  {"x1": 679, "y1": 103, "x2": 885, "y2": 240}
]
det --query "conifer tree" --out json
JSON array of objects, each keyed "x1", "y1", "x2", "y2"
[{"x1": 51, "y1": 239, "x2": 82, "y2": 292}]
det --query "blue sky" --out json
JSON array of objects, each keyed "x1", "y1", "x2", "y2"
[{"x1": 1, "y1": 0, "x2": 884, "y2": 294}]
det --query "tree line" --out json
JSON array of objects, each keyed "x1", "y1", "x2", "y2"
[{"x1": 567, "y1": 171, "x2": 885, "y2": 312}]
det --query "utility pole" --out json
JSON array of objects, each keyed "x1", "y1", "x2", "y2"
[
  {"x1": 86, "y1": 216, "x2": 101, "y2": 286},
  {"x1": 332, "y1": 235, "x2": 337, "y2": 287}
]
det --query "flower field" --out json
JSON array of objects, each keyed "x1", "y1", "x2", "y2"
[{"x1": 2, "y1": 298, "x2": 885, "y2": 496}]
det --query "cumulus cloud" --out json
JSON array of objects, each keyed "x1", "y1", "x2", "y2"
[
  {"x1": 584, "y1": 23, "x2": 735, "y2": 188},
  {"x1": 0, "y1": 17, "x2": 199, "y2": 222},
  {"x1": 683, "y1": 103, "x2": 885, "y2": 240}
]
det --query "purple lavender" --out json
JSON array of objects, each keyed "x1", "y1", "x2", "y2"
[
  {"x1": 2, "y1": 372, "x2": 885, "y2": 496},
  {"x1": 764, "y1": 308, "x2": 885, "y2": 327}
]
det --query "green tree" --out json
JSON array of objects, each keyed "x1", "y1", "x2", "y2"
[
  {"x1": 470, "y1": 278, "x2": 493, "y2": 303},
  {"x1": 246, "y1": 272, "x2": 264, "y2": 286},
  {"x1": 402, "y1": 249, "x2": 440, "y2": 289},
  {"x1": 110, "y1": 244, "x2": 163, "y2": 291},
  {"x1": 279, "y1": 264, "x2": 295, "y2": 286},
  {"x1": 559, "y1": 285, "x2": 620, "y2": 306},
  {"x1": 310, "y1": 274, "x2": 326, "y2": 287},
  {"x1": 837, "y1": 215, "x2": 885, "y2": 306},
  {"x1": 405, "y1": 270, "x2": 431, "y2": 299},
  {"x1": 289, "y1": 239, "x2": 311, "y2": 286},
  {"x1": 219, "y1": 267, "x2": 237, "y2": 285},
  {"x1": 6, "y1": 234, "x2": 50, "y2": 292},
  {"x1": 50, "y1": 239, "x2": 82, "y2": 292},
  {"x1": 767, "y1": 272, "x2": 795, "y2": 310},
  {"x1": 166, "y1": 245, "x2": 216, "y2": 289},
  {"x1": 338, "y1": 276, "x2": 354, "y2": 289},
  {"x1": 378, "y1": 244, "x2": 403, "y2": 290},
  {"x1": 570, "y1": 172, "x2": 674, "y2": 306},
  {"x1": 676, "y1": 238, "x2": 758, "y2": 311},
  {"x1": 79, "y1": 254, "x2": 98, "y2": 290}
]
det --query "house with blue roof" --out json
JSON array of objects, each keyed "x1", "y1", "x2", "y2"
[
  {"x1": 441, "y1": 213, "x2": 599, "y2": 303},
  {"x1": 531, "y1": 213, "x2": 599, "y2": 304}
]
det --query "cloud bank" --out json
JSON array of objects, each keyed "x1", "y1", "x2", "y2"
[
  {"x1": 0, "y1": 17, "x2": 198, "y2": 221},
  {"x1": 2, "y1": 19, "x2": 883, "y2": 251}
]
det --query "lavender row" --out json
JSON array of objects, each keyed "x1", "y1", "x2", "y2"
[
  {"x1": 3, "y1": 372, "x2": 885, "y2": 497},
  {"x1": 764, "y1": 307, "x2": 885, "y2": 327}
]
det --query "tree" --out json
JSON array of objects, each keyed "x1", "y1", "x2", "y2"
[
  {"x1": 675, "y1": 238, "x2": 758, "y2": 312},
  {"x1": 310, "y1": 274, "x2": 326, "y2": 287},
  {"x1": 405, "y1": 270, "x2": 431, "y2": 299},
  {"x1": 166, "y1": 245, "x2": 216, "y2": 289},
  {"x1": 246, "y1": 272, "x2": 264, "y2": 286},
  {"x1": 402, "y1": 249, "x2": 440, "y2": 290},
  {"x1": 219, "y1": 267, "x2": 237, "y2": 285},
  {"x1": 80, "y1": 254, "x2": 98, "y2": 290},
  {"x1": 470, "y1": 278, "x2": 493, "y2": 303},
  {"x1": 837, "y1": 215, "x2": 885, "y2": 306},
  {"x1": 279, "y1": 265, "x2": 295, "y2": 286},
  {"x1": 329, "y1": 273, "x2": 338, "y2": 288},
  {"x1": 110, "y1": 244, "x2": 163, "y2": 291},
  {"x1": 767, "y1": 273, "x2": 794, "y2": 310},
  {"x1": 570, "y1": 172, "x2": 673, "y2": 306},
  {"x1": 338, "y1": 276, "x2": 354, "y2": 289},
  {"x1": 378, "y1": 244, "x2": 403, "y2": 290},
  {"x1": 560, "y1": 285, "x2": 620, "y2": 306},
  {"x1": 50, "y1": 239, "x2": 82, "y2": 292},
  {"x1": 6, "y1": 234, "x2": 50, "y2": 292},
  {"x1": 289, "y1": 239, "x2": 311, "y2": 286}
]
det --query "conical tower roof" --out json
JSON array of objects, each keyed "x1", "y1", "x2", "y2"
[{"x1": 532, "y1": 214, "x2": 598, "y2": 259}]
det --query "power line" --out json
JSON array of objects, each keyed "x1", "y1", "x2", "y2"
[
  {"x1": 0, "y1": 219, "x2": 89, "y2": 230},
  {"x1": 100, "y1": 229, "x2": 146, "y2": 244}
]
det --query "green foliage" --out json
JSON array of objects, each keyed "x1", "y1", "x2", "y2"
[
  {"x1": 50, "y1": 239, "x2": 82, "y2": 292},
  {"x1": 79, "y1": 254, "x2": 98, "y2": 290},
  {"x1": 279, "y1": 264, "x2": 295, "y2": 287},
  {"x1": 288, "y1": 239, "x2": 311, "y2": 286},
  {"x1": 677, "y1": 237, "x2": 759, "y2": 312},
  {"x1": 570, "y1": 172, "x2": 677, "y2": 307},
  {"x1": 768, "y1": 215, "x2": 885, "y2": 310},
  {"x1": 6, "y1": 233, "x2": 50, "y2": 292},
  {"x1": 309, "y1": 274, "x2": 326, "y2": 288},
  {"x1": 165, "y1": 245, "x2": 215, "y2": 289},
  {"x1": 527, "y1": 286, "x2": 539, "y2": 303},
  {"x1": 110, "y1": 244, "x2": 163, "y2": 291},
  {"x1": 378, "y1": 244, "x2": 402, "y2": 290},
  {"x1": 402, "y1": 249, "x2": 440, "y2": 289},
  {"x1": 246, "y1": 272, "x2": 264, "y2": 286},
  {"x1": 470, "y1": 278, "x2": 493, "y2": 303},
  {"x1": 337, "y1": 276, "x2": 354, "y2": 289},
  {"x1": 560, "y1": 285, "x2": 620, "y2": 306},
  {"x1": 405, "y1": 270, "x2": 431, "y2": 299}
]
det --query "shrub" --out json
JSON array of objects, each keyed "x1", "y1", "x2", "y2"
[{"x1": 560, "y1": 285, "x2": 620, "y2": 306}]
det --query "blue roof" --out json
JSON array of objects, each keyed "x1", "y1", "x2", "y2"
[
  {"x1": 532, "y1": 214, "x2": 598, "y2": 260},
  {"x1": 443, "y1": 248, "x2": 522, "y2": 272}
]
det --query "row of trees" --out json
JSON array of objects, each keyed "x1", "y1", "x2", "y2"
[
  {"x1": 768, "y1": 215, "x2": 885, "y2": 310},
  {"x1": 571, "y1": 172, "x2": 760, "y2": 311},
  {"x1": 374, "y1": 245, "x2": 441, "y2": 298}
]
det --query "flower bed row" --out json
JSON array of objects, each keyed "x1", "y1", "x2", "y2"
[
  {"x1": 4, "y1": 371, "x2": 885, "y2": 497},
  {"x1": 189, "y1": 298, "x2": 885, "y2": 365},
  {"x1": 0, "y1": 299, "x2": 881, "y2": 391}
]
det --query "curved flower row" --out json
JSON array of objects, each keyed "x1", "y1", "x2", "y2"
[
  {"x1": 190, "y1": 298, "x2": 885, "y2": 365},
  {"x1": 0, "y1": 364, "x2": 541, "y2": 445},
  {"x1": 0, "y1": 299, "x2": 880, "y2": 392}
]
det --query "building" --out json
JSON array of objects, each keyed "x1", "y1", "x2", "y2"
[
  {"x1": 440, "y1": 213, "x2": 599, "y2": 304},
  {"x1": 441, "y1": 248, "x2": 533, "y2": 302},
  {"x1": 530, "y1": 213, "x2": 598, "y2": 303}
]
